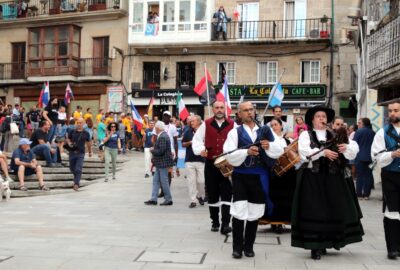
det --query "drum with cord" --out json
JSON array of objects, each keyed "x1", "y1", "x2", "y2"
[
  {"x1": 214, "y1": 156, "x2": 234, "y2": 177},
  {"x1": 273, "y1": 140, "x2": 301, "y2": 177}
]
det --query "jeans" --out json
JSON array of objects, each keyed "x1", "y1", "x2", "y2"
[
  {"x1": 19, "y1": 121, "x2": 25, "y2": 137},
  {"x1": 31, "y1": 144, "x2": 57, "y2": 165},
  {"x1": 151, "y1": 167, "x2": 172, "y2": 202},
  {"x1": 120, "y1": 138, "x2": 126, "y2": 153},
  {"x1": 69, "y1": 152, "x2": 85, "y2": 185},
  {"x1": 48, "y1": 124, "x2": 57, "y2": 143},
  {"x1": 104, "y1": 147, "x2": 118, "y2": 179},
  {"x1": 356, "y1": 161, "x2": 374, "y2": 197}
]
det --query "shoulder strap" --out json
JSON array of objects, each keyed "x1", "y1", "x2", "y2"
[{"x1": 385, "y1": 124, "x2": 400, "y2": 144}]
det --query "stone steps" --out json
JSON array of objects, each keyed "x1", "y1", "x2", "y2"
[{"x1": 3, "y1": 151, "x2": 130, "y2": 197}]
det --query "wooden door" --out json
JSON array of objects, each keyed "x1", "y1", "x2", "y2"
[
  {"x1": 11, "y1": 42, "x2": 26, "y2": 79},
  {"x1": 92, "y1": 37, "x2": 109, "y2": 75}
]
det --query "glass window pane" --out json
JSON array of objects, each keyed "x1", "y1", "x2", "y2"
[
  {"x1": 59, "y1": 43, "x2": 68, "y2": 56},
  {"x1": 133, "y1": 3, "x2": 143, "y2": 23},
  {"x1": 73, "y1": 43, "x2": 79, "y2": 57},
  {"x1": 164, "y1": 1, "x2": 175, "y2": 23},
  {"x1": 44, "y1": 28, "x2": 54, "y2": 43},
  {"x1": 44, "y1": 44, "x2": 55, "y2": 57},
  {"x1": 302, "y1": 61, "x2": 310, "y2": 82},
  {"x1": 30, "y1": 61, "x2": 40, "y2": 68},
  {"x1": 195, "y1": 0, "x2": 206, "y2": 21},
  {"x1": 58, "y1": 58, "x2": 68, "y2": 67},
  {"x1": 44, "y1": 60, "x2": 55, "y2": 68},
  {"x1": 179, "y1": 0, "x2": 190, "y2": 22},
  {"x1": 74, "y1": 28, "x2": 80, "y2": 43},
  {"x1": 59, "y1": 26, "x2": 69, "y2": 43},
  {"x1": 31, "y1": 29, "x2": 40, "y2": 44},
  {"x1": 30, "y1": 45, "x2": 40, "y2": 58},
  {"x1": 258, "y1": 62, "x2": 267, "y2": 84}
]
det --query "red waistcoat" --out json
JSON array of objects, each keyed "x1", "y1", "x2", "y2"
[{"x1": 204, "y1": 117, "x2": 234, "y2": 160}]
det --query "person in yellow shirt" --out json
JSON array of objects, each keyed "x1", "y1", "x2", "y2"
[
  {"x1": 121, "y1": 113, "x2": 133, "y2": 150},
  {"x1": 96, "y1": 109, "x2": 104, "y2": 124},
  {"x1": 104, "y1": 112, "x2": 114, "y2": 125},
  {"x1": 83, "y1": 107, "x2": 93, "y2": 121},
  {"x1": 73, "y1": 105, "x2": 83, "y2": 120}
]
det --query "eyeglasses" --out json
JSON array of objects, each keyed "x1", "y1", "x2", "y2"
[{"x1": 111, "y1": 126, "x2": 117, "y2": 128}]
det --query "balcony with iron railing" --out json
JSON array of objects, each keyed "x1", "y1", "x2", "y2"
[
  {"x1": 0, "y1": 58, "x2": 112, "y2": 82},
  {"x1": 212, "y1": 18, "x2": 331, "y2": 41},
  {"x1": 368, "y1": 15, "x2": 400, "y2": 83},
  {"x1": 0, "y1": 0, "x2": 123, "y2": 21},
  {"x1": 129, "y1": 17, "x2": 331, "y2": 45}
]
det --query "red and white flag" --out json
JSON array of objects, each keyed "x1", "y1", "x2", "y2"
[
  {"x1": 176, "y1": 93, "x2": 189, "y2": 121},
  {"x1": 216, "y1": 78, "x2": 232, "y2": 116}
]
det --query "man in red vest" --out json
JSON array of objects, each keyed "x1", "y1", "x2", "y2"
[{"x1": 193, "y1": 101, "x2": 235, "y2": 234}]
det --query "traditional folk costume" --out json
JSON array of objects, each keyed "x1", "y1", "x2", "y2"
[
  {"x1": 261, "y1": 132, "x2": 297, "y2": 229},
  {"x1": 291, "y1": 107, "x2": 364, "y2": 259},
  {"x1": 192, "y1": 117, "x2": 235, "y2": 233},
  {"x1": 224, "y1": 124, "x2": 283, "y2": 257},
  {"x1": 371, "y1": 124, "x2": 400, "y2": 259}
]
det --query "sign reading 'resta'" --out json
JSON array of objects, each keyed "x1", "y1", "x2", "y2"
[{"x1": 214, "y1": 85, "x2": 327, "y2": 100}]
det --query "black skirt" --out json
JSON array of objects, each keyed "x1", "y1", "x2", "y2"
[
  {"x1": 291, "y1": 168, "x2": 364, "y2": 250},
  {"x1": 261, "y1": 168, "x2": 296, "y2": 223}
]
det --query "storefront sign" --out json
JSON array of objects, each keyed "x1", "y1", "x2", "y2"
[
  {"x1": 214, "y1": 85, "x2": 327, "y2": 100},
  {"x1": 132, "y1": 88, "x2": 198, "y2": 98}
]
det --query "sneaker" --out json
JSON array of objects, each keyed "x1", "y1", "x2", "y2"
[
  {"x1": 6, "y1": 176, "x2": 14, "y2": 183},
  {"x1": 159, "y1": 201, "x2": 173, "y2": 206},
  {"x1": 197, "y1": 197, "x2": 205, "y2": 206},
  {"x1": 39, "y1": 185, "x2": 50, "y2": 191},
  {"x1": 73, "y1": 184, "x2": 79, "y2": 191},
  {"x1": 104, "y1": 178, "x2": 108, "y2": 182},
  {"x1": 144, "y1": 174, "x2": 150, "y2": 178},
  {"x1": 0, "y1": 175, "x2": 4, "y2": 182},
  {"x1": 189, "y1": 202, "x2": 196, "y2": 208},
  {"x1": 144, "y1": 200, "x2": 157, "y2": 205}
]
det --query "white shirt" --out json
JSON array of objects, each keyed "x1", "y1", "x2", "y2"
[
  {"x1": 58, "y1": 112, "x2": 67, "y2": 121},
  {"x1": 298, "y1": 129, "x2": 359, "y2": 162},
  {"x1": 223, "y1": 124, "x2": 284, "y2": 167},
  {"x1": 371, "y1": 126, "x2": 400, "y2": 168},
  {"x1": 192, "y1": 118, "x2": 236, "y2": 156}
]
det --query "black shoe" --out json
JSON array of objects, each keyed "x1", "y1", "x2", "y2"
[
  {"x1": 145, "y1": 174, "x2": 150, "y2": 178},
  {"x1": 321, "y1": 249, "x2": 327, "y2": 255},
  {"x1": 232, "y1": 250, "x2": 242, "y2": 259},
  {"x1": 158, "y1": 192, "x2": 164, "y2": 198},
  {"x1": 220, "y1": 226, "x2": 232, "y2": 235},
  {"x1": 244, "y1": 251, "x2": 255, "y2": 257},
  {"x1": 387, "y1": 251, "x2": 398, "y2": 260},
  {"x1": 311, "y1": 250, "x2": 321, "y2": 260},
  {"x1": 276, "y1": 224, "x2": 283, "y2": 234},
  {"x1": 203, "y1": 196, "x2": 208, "y2": 203},
  {"x1": 211, "y1": 225, "x2": 219, "y2": 232},
  {"x1": 144, "y1": 200, "x2": 157, "y2": 205},
  {"x1": 197, "y1": 197, "x2": 205, "y2": 206},
  {"x1": 189, "y1": 202, "x2": 196, "y2": 208},
  {"x1": 160, "y1": 201, "x2": 173, "y2": 206}
]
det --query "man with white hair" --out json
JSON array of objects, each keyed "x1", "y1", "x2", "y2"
[{"x1": 145, "y1": 121, "x2": 174, "y2": 206}]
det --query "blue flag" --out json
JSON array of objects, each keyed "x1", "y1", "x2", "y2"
[{"x1": 268, "y1": 83, "x2": 284, "y2": 107}]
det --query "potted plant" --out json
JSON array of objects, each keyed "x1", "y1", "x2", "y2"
[{"x1": 320, "y1": 15, "x2": 329, "y2": 38}]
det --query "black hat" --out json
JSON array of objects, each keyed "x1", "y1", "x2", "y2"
[{"x1": 305, "y1": 106, "x2": 335, "y2": 127}]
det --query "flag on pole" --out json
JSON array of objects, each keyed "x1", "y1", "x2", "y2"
[
  {"x1": 268, "y1": 83, "x2": 284, "y2": 107},
  {"x1": 176, "y1": 93, "x2": 190, "y2": 121},
  {"x1": 64, "y1": 83, "x2": 74, "y2": 105},
  {"x1": 216, "y1": 78, "x2": 232, "y2": 116},
  {"x1": 194, "y1": 68, "x2": 216, "y2": 105},
  {"x1": 129, "y1": 97, "x2": 143, "y2": 131},
  {"x1": 147, "y1": 93, "x2": 155, "y2": 119},
  {"x1": 39, "y1": 81, "x2": 50, "y2": 108}
]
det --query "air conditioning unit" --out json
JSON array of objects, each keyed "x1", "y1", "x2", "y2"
[{"x1": 310, "y1": 29, "x2": 319, "y2": 38}]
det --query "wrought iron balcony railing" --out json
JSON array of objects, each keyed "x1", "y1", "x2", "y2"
[
  {"x1": 211, "y1": 18, "x2": 331, "y2": 41},
  {"x1": 0, "y1": 0, "x2": 120, "y2": 20},
  {"x1": 0, "y1": 62, "x2": 26, "y2": 80},
  {"x1": 0, "y1": 58, "x2": 112, "y2": 80},
  {"x1": 368, "y1": 15, "x2": 400, "y2": 78}
]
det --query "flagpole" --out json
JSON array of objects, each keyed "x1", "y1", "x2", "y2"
[
  {"x1": 204, "y1": 62, "x2": 212, "y2": 117},
  {"x1": 260, "y1": 68, "x2": 286, "y2": 123}
]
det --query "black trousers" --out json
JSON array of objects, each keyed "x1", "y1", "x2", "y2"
[
  {"x1": 381, "y1": 170, "x2": 400, "y2": 252},
  {"x1": 204, "y1": 160, "x2": 232, "y2": 227}
]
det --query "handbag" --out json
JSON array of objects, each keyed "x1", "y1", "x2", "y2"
[{"x1": 10, "y1": 122, "x2": 19, "y2": 135}]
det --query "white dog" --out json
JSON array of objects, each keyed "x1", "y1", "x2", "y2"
[{"x1": 0, "y1": 181, "x2": 11, "y2": 201}]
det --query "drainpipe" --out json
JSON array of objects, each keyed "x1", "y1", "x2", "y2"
[{"x1": 328, "y1": 0, "x2": 335, "y2": 108}]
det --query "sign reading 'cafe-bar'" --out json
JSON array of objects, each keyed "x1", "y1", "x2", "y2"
[{"x1": 214, "y1": 85, "x2": 327, "y2": 100}]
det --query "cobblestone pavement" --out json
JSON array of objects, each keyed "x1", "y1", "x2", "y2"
[{"x1": 0, "y1": 151, "x2": 398, "y2": 270}]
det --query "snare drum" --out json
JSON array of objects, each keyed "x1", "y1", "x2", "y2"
[
  {"x1": 214, "y1": 156, "x2": 234, "y2": 177},
  {"x1": 273, "y1": 140, "x2": 301, "y2": 177}
]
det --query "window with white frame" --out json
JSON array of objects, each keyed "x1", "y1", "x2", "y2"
[
  {"x1": 179, "y1": 0, "x2": 191, "y2": 31},
  {"x1": 132, "y1": 2, "x2": 144, "y2": 32},
  {"x1": 301, "y1": 60, "x2": 320, "y2": 83},
  {"x1": 218, "y1": 62, "x2": 236, "y2": 84},
  {"x1": 258, "y1": 61, "x2": 278, "y2": 84}
]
